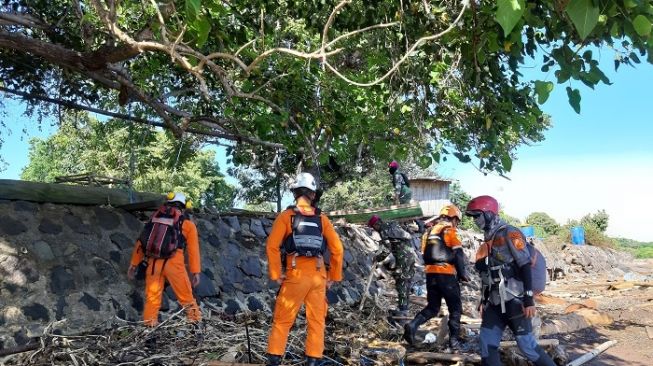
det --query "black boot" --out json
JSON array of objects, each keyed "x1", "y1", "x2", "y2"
[
  {"x1": 449, "y1": 336, "x2": 464, "y2": 353},
  {"x1": 403, "y1": 313, "x2": 427, "y2": 345},
  {"x1": 266, "y1": 354, "x2": 282, "y2": 366},
  {"x1": 533, "y1": 348, "x2": 557, "y2": 366},
  {"x1": 305, "y1": 356, "x2": 321, "y2": 366}
]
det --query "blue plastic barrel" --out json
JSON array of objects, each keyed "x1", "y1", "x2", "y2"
[
  {"x1": 521, "y1": 225, "x2": 535, "y2": 238},
  {"x1": 571, "y1": 226, "x2": 585, "y2": 245}
]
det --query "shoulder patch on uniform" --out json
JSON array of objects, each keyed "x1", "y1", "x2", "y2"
[{"x1": 508, "y1": 231, "x2": 526, "y2": 250}]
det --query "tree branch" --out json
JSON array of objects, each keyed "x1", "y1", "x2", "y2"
[{"x1": 0, "y1": 86, "x2": 284, "y2": 149}]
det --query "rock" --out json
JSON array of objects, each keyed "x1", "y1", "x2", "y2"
[
  {"x1": 55, "y1": 297, "x2": 67, "y2": 320},
  {"x1": 218, "y1": 220, "x2": 235, "y2": 239},
  {"x1": 249, "y1": 219, "x2": 267, "y2": 237},
  {"x1": 121, "y1": 211, "x2": 143, "y2": 231},
  {"x1": 326, "y1": 289, "x2": 339, "y2": 304},
  {"x1": 204, "y1": 268, "x2": 215, "y2": 280},
  {"x1": 50, "y1": 266, "x2": 75, "y2": 295},
  {"x1": 110, "y1": 251, "x2": 121, "y2": 263},
  {"x1": 94, "y1": 207, "x2": 121, "y2": 230},
  {"x1": 241, "y1": 223, "x2": 256, "y2": 238},
  {"x1": 110, "y1": 232, "x2": 134, "y2": 250},
  {"x1": 63, "y1": 214, "x2": 91, "y2": 235},
  {"x1": 0, "y1": 216, "x2": 28, "y2": 236},
  {"x1": 224, "y1": 216, "x2": 241, "y2": 232},
  {"x1": 223, "y1": 265, "x2": 244, "y2": 285},
  {"x1": 247, "y1": 296, "x2": 265, "y2": 312},
  {"x1": 92, "y1": 257, "x2": 117, "y2": 279},
  {"x1": 21, "y1": 303, "x2": 50, "y2": 322},
  {"x1": 13, "y1": 201, "x2": 39, "y2": 213},
  {"x1": 32, "y1": 241, "x2": 55, "y2": 261},
  {"x1": 38, "y1": 218, "x2": 62, "y2": 234},
  {"x1": 240, "y1": 257, "x2": 263, "y2": 278},
  {"x1": 208, "y1": 234, "x2": 221, "y2": 248},
  {"x1": 13, "y1": 328, "x2": 30, "y2": 346},
  {"x1": 224, "y1": 299, "x2": 242, "y2": 315},
  {"x1": 129, "y1": 291, "x2": 144, "y2": 312},
  {"x1": 80, "y1": 293, "x2": 102, "y2": 311},
  {"x1": 344, "y1": 250, "x2": 355, "y2": 264},
  {"x1": 242, "y1": 278, "x2": 263, "y2": 294},
  {"x1": 193, "y1": 273, "x2": 219, "y2": 299}
]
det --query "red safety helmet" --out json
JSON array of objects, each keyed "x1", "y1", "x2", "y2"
[
  {"x1": 368, "y1": 214, "x2": 381, "y2": 227},
  {"x1": 388, "y1": 161, "x2": 399, "y2": 169},
  {"x1": 465, "y1": 195, "x2": 499, "y2": 215}
]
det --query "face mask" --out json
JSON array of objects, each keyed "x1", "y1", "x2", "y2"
[
  {"x1": 389, "y1": 167, "x2": 397, "y2": 174},
  {"x1": 473, "y1": 214, "x2": 486, "y2": 230}
]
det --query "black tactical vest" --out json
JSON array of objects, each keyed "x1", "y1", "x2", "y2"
[
  {"x1": 422, "y1": 229, "x2": 454, "y2": 265},
  {"x1": 283, "y1": 207, "x2": 326, "y2": 257}
]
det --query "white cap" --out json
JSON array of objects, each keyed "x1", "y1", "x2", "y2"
[
  {"x1": 167, "y1": 192, "x2": 187, "y2": 205},
  {"x1": 290, "y1": 172, "x2": 317, "y2": 191}
]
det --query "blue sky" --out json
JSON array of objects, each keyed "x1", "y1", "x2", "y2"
[
  {"x1": 440, "y1": 53, "x2": 653, "y2": 242},
  {"x1": 2, "y1": 51, "x2": 652, "y2": 241}
]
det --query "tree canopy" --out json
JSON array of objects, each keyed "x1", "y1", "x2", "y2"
[
  {"x1": 21, "y1": 111, "x2": 235, "y2": 209},
  {"x1": 526, "y1": 211, "x2": 560, "y2": 235},
  {"x1": 2, "y1": 0, "x2": 652, "y2": 196}
]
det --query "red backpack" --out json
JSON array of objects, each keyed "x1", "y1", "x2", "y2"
[{"x1": 139, "y1": 205, "x2": 186, "y2": 259}]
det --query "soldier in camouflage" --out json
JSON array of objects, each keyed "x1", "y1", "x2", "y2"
[{"x1": 368, "y1": 215, "x2": 416, "y2": 316}]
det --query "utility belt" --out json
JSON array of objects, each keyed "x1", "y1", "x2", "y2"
[
  {"x1": 284, "y1": 252, "x2": 325, "y2": 271},
  {"x1": 481, "y1": 261, "x2": 523, "y2": 314}
]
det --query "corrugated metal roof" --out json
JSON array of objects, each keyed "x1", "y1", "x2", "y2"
[{"x1": 409, "y1": 177, "x2": 452, "y2": 183}]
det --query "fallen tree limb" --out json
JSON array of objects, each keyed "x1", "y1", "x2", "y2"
[
  {"x1": 0, "y1": 342, "x2": 39, "y2": 357},
  {"x1": 566, "y1": 340, "x2": 617, "y2": 366},
  {"x1": 406, "y1": 351, "x2": 481, "y2": 364},
  {"x1": 500, "y1": 339, "x2": 559, "y2": 348}
]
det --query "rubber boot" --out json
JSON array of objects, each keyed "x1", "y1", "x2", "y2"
[
  {"x1": 266, "y1": 354, "x2": 282, "y2": 366},
  {"x1": 533, "y1": 348, "x2": 557, "y2": 366},
  {"x1": 403, "y1": 313, "x2": 427, "y2": 345},
  {"x1": 305, "y1": 356, "x2": 321, "y2": 366}
]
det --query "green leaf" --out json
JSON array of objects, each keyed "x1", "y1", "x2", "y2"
[
  {"x1": 496, "y1": 0, "x2": 526, "y2": 36},
  {"x1": 417, "y1": 155, "x2": 432, "y2": 169},
  {"x1": 566, "y1": 87, "x2": 581, "y2": 114},
  {"x1": 400, "y1": 104, "x2": 413, "y2": 114},
  {"x1": 633, "y1": 15, "x2": 652, "y2": 37},
  {"x1": 185, "y1": 0, "x2": 201, "y2": 20},
  {"x1": 193, "y1": 16, "x2": 211, "y2": 47},
  {"x1": 565, "y1": 0, "x2": 600, "y2": 39},
  {"x1": 453, "y1": 152, "x2": 471, "y2": 163},
  {"x1": 534, "y1": 80, "x2": 554, "y2": 104},
  {"x1": 501, "y1": 154, "x2": 513, "y2": 172}
]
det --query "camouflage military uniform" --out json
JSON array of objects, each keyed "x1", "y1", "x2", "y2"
[{"x1": 378, "y1": 222, "x2": 416, "y2": 310}]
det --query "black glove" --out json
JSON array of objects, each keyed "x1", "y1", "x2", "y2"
[{"x1": 523, "y1": 295, "x2": 535, "y2": 308}]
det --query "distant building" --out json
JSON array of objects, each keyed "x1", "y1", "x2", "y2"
[{"x1": 409, "y1": 177, "x2": 452, "y2": 217}]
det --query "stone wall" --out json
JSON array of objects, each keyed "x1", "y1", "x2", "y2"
[{"x1": 0, "y1": 201, "x2": 381, "y2": 350}]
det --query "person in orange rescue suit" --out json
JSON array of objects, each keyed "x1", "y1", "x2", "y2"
[
  {"x1": 265, "y1": 172, "x2": 344, "y2": 366},
  {"x1": 127, "y1": 192, "x2": 201, "y2": 326},
  {"x1": 403, "y1": 204, "x2": 469, "y2": 351},
  {"x1": 466, "y1": 195, "x2": 555, "y2": 366}
]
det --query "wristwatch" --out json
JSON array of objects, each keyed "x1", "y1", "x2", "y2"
[{"x1": 524, "y1": 290, "x2": 534, "y2": 297}]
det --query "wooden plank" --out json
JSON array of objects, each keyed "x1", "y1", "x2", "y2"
[
  {"x1": 500, "y1": 339, "x2": 559, "y2": 348},
  {"x1": 326, "y1": 203, "x2": 423, "y2": 223},
  {"x1": 116, "y1": 199, "x2": 165, "y2": 212},
  {"x1": 0, "y1": 179, "x2": 163, "y2": 206}
]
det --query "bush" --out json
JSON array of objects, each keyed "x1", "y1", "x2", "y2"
[{"x1": 526, "y1": 212, "x2": 559, "y2": 236}]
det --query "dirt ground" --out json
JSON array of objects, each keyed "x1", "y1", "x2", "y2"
[{"x1": 542, "y1": 258, "x2": 653, "y2": 366}]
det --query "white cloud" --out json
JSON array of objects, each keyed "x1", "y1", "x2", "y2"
[{"x1": 440, "y1": 154, "x2": 653, "y2": 242}]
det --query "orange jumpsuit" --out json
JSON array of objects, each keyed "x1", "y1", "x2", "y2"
[
  {"x1": 266, "y1": 197, "x2": 344, "y2": 358},
  {"x1": 130, "y1": 217, "x2": 201, "y2": 326}
]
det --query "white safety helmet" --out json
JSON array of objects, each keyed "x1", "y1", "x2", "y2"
[
  {"x1": 291, "y1": 172, "x2": 317, "y2": 192},
  {"x1": 166, "y1": 192, "x2": 187, "y2": 205}
]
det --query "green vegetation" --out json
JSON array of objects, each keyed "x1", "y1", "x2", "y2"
[
  {"x1": 614, "y1": 238, "x2": 653, "y2": 258},
  {"x1": 2, "y1": 0, "x2": 653, "y2": 200},
  {"x1": 21, "y1": 112, "x2": 235, "y2": 210},
  {"x1": 526, "y1": 212, "x2": 560, "y2": 236}
]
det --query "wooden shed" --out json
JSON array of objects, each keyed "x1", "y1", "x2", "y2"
[{"x1": 408, "y1": 177, "x2": 452, "y2": 217}]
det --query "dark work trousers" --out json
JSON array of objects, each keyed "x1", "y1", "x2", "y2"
[
  {"x1": 479, "y1": 299, "x2": 551, "y2": 366},
  {"x1": 417, "y1": 273, "x2": 463, "y2": 340}
]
